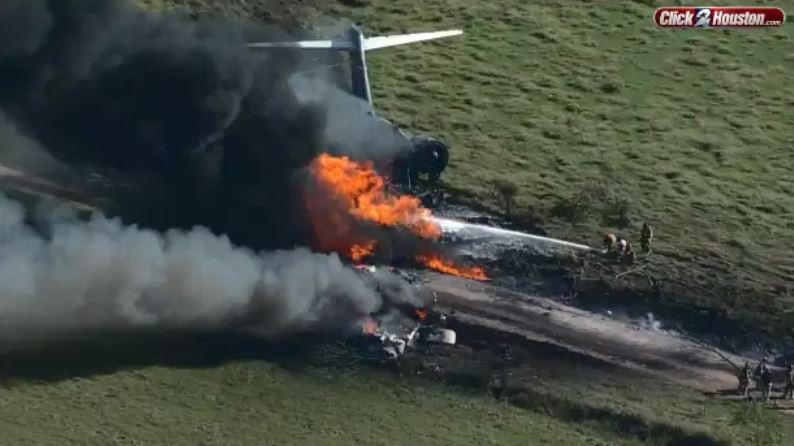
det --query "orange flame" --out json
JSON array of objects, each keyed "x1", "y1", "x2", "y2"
[
  {"x1": 416, "y1": 254, "x2": 490, "y2": 281},
  {"x1": 308, "y1": 153, "x2": 489, "y2": 280},
  {"x1": 415, "y1": 308, "x2": 428, "y2": 322},
  {"x1": 309, "y1": 154, "x2": 441, "y2": 240},
  {"x1": 349, "y1": 241, "x2": 377, "y2": 262},
  {"x1": 361, "y1": 318, "x2": 379, "y2": 335}
]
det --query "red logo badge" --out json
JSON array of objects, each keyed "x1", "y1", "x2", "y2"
[{"x1": 654, "y1": 6, "x2": 785, "y2": 28}]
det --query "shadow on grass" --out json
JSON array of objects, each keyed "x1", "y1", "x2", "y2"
[
  {"x1": 486, "y1": 388, "x2": 729, "y2": 446},
  {"x1": 0, "y1": 331, "x2": 329, "y2": 384},
  {"x1": 503, "y1": 386, "x2": 729, "y2": 446}
]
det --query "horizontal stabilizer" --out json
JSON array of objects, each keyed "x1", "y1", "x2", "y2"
[
  {"x1": 247, "y1": 29, "x2": 462, "y2": 52},
  {"x1": 247, "y1": 39, "x2": 354, "y2": 50},
  {"x1": 363, "y1": 29, "x2": 463, "y2": 51}
]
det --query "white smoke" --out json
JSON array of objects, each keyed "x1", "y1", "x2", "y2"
[{"x1": 0, "y1": 193, "x2": 408, "y2": 347}]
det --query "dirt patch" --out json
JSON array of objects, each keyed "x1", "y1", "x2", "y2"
[{"x1": 424, "y1": 273, "x2": 750, "y2": 392}]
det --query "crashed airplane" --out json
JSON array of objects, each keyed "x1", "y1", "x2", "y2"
[{"x1": 247, "y1": 26, "x2": 463, "y2": 191}]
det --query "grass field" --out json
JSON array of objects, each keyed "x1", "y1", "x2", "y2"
[
  {"x1": 1, "y1": 337, "x2": 792, "y2": 446},
  {"x1": 3, "y1": 1, "x2": 792, "y2": 445}
]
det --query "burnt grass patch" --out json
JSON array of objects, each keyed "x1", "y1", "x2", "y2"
[
  {"x1": 434, "y1": 193, "x2": 781, "y2": 354},
  {"x1": 474, "y1": 246, "x2": 778, "y2": 355}
]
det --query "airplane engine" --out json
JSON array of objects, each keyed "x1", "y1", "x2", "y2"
[{"x1": 391, "y1": 135, "x2": 449, "y2": 186}]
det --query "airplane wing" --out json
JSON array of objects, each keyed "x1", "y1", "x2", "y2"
[{"x1": 247, "y1": 29, "x2": 462, "y2": 52}]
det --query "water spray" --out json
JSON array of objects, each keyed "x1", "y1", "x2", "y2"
[{"x1": 430, "y1": 216, "x2": 594, "y2": 252}]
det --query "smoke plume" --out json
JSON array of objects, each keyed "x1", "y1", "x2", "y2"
[
  {"x1": 0, "y1": 192, "x2": 422, "y2": 347},
  {"x1": 0, "y1": 0, "x2": 411, "y2": 249},
  {"x1": 0, "y1": 0, "x2": 432, "y2": 346}
]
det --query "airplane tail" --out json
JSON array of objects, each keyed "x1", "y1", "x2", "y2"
[{"x1": 247, "y1": 28, "x2": 463, "y2": 104}]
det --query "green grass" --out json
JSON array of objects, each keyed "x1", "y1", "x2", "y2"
[
  {"x1": 1, "y1": 367, "x2": 639, "y2": 446},
  {"x1": 1, "y1": 338, "x2": 791, "y2": 446}
]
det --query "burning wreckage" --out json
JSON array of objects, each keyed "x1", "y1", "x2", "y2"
[
  {"x1": 0, "y1": 0, "x2": 481, "y2": 356},
  {"x1": 350, "y1": 265, "x2": 457, "y2": 361},
  {"x1": 247, "y1": 26, "x2": 462, "y2": 200},
  {"x1": 303, "y1": 154, "x2": 482, "y2": 360}
]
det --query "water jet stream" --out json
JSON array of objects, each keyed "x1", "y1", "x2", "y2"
[{"x1": 430, "y1": 217, "x2": 594, "y2": 251}]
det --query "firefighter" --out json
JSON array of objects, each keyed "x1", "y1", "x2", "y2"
[
  {"x1": 755, "y1": 358, "x2": 773, "y2": 403},
  {"x1": 737, "y1": 362, "x2": 752, "y2": 397},
  {"x1": 617, "y1": 238, "x2": 628, "y2": 255},
  {"x1": 640, "y1": 223, "x2": 654, "y2": 253},
  {"x1": 784, "y1": 363, "x2": 794, "y2": 400},
  {"x1": 624, "y1": 241, "x2": 637, "y2": 264},
  {"x1": 603, "y1": 233, "x2": 617, "y2": 254}
]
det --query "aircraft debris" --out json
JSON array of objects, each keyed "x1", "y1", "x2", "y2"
[{"x1": 350, "y1": 264, "x2": 457, "y2": 361}]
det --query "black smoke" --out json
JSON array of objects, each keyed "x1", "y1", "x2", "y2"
[
  {"x1": 0, "y1": 0, "x2": 437, "y2": 346},
  {"x1": 0, "y1": 0, "x2": 368, "y2": 249}
]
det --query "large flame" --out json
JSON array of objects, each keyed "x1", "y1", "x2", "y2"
[
  {"x1": 349, "y1": 241, "x2": 377, "y2": 262},
  {"x1": 415, "y1": 254, "x2": 489, "y2": 281},
  {"x1": 309, "y1": 154, "x2": 441, "y2": 239},
  {"x1": 308, "y1": 153, "x2": 488, "y2": 281}
]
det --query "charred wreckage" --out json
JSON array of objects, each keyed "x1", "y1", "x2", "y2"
[{"x1": 350, "y1": 264, "x2": 456, "y2": 361}]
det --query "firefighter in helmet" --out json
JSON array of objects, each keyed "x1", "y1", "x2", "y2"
[
  {"x1": 755, "y1": 358, "x2": 773, "y2": 403},
  {"x1": 616, "y1": 238, "x2": 628, "y2": 255}
]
